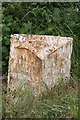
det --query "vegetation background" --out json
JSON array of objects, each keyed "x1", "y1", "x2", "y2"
[{"x1": 2, "y1": 2, "x2": 80, "y2": 119}]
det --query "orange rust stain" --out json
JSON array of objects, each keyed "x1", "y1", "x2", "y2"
[
  {"x1": 28, "y1": 41, "x2": 49, "y2": 51},
  {"x1": 48, "y1": 72, "x2": 53, "y2": 77},
  {"x1": 14, "y1": 48, "x2": 42, "y2": 90},
  {"x1": 65, "y1": 42, "x2": 70, "y2": 48},
  {"x1": 35, "y1": 83, "x2": 40, "y2": 92},
  {"x1": 27, "y1": 50, "x2": 42, "y2": 92},
  {"x1": 47, "y1": 48, "x2": 56, "y2": 59},
  {"x1": 10, "y1": 36, "x2": 14, "y2": 42},
  {"x1": 27, "y1": 79, "x2": 32, "y2": 84},
  {"x1": 28, "y1": 50, "x2": 42, "y2": 81}
]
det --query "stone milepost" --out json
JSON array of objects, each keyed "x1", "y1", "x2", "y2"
[{"x1": 8, "y1": 34, "x2": 73, "y2": 96}]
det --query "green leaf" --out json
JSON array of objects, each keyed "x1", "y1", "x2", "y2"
[
  {"x1": 2, "y1": 46, "x2": 7, "y2": 53},
  {"x1": 53, "y1": 8, "x2": 60, "y2": 16},
  {"x1": 7, "y1": 22, "x2": 12, "y2": 26},
  {"x1": 3, "y1": 25, "x2": 10, "y2": 34},
  {"x1": 26, "y1": 21, "x2": 32, "y2": 34},
  {"x1": 53, "y1": 8, "x2": 61, "y2": 22},
  {"x1": 5, "y1": 38, "x2": 10, "y2": 45},
  {"x1": 6, "y1": 15, "x2": 13, "y2": 22},
  {"x1": 2, "y1": 61, "x2": 6, "y2": 66},
  {"x1": 20, "y1": 27, "x2": 26, "y2": 34},
  {"x1": 48, "y1": 24, "x2": 53, "y2": 32}
]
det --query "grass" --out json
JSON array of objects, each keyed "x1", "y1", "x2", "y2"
[{"x1": 2, "y1": 75, "x2": 78, "y2": 119}]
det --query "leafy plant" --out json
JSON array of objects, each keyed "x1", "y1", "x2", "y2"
[{"x1": 2, "y1": 2, "x2": 79, "y2": 76}]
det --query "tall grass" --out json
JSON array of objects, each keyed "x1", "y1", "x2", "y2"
[{"x1": 2, "y1": 75, "x2": 78, "y2": 119}]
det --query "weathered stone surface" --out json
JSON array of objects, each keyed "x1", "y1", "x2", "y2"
[{"x1": 8, "y1": 34, "x2": 73, "y2": 95}]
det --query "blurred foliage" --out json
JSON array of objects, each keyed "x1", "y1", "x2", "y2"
[{"x1": 2, "y1": 2, "x2": 80, "y2": 76}]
